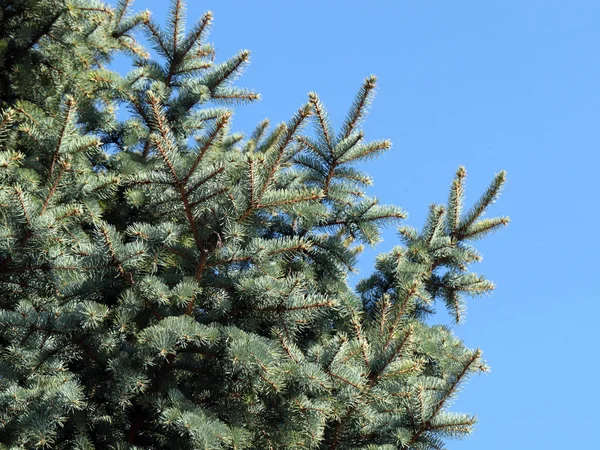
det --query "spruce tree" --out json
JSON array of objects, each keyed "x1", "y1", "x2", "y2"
[{"x1": 0, "y1": 1, "x2": 509, "y2": 449}]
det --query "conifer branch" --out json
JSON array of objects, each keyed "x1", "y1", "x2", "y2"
[
  {"x1": 75, "y1": 6, "x2": 113, "y2": 14},
  {"x1": 173, "y1": 62, "x2": 212, "y2": 76},
  {"x1": 205, "y1": 50, "x2": 251, "y2": 92},
  {"x1": 457, "y1": 216, "x2": 510, "y2": 240},
  {"x1": 40, "y1": 162, "x2": 67, "y2": 215},
  {"x1": 446, "y1": 289, "x2": 463, "y2": 324},
  {"x1": 180, "y1": 11, "x2": 213, "y2": 57},
  {"x1": 256, "y1": 104, "x2": 312, "y2": 201},
  {"x1": 92, "y1": 178, "x2": 122, "y2": 192},
  {"x1": 147, "y1": 93, "x2": 205, "y2": 253},
  {"x1": 13, "y1": 187, "x2": 32, "y2": 227},
  {"x1": 253, "y1": 301, "x2": 333, "y2": 313},
  {"x1": 184, "y1": 112, "x2": 231, "y2": 183},
  {"x1": 98, "y1": 225, "x2": 133, "y2": 284},
  {"x1": 151, "y1": 136, "x2": 180, "y2": 185},
  {"x1": 210, "y1": 91, "x2": 261, "y2": 102},
  {"x1": 423, "y1": 204, "x2": 446, "y2": 244},
  {"x1": 382, "y1": 285, "x2": 418, "y2": 355},
  {"x1": 274, "y1": 329, "x2": 299, "y2": 363},
  {"x1": 115, "y1": 0, "x2": 133, "y2": 27},
  {"x1": 239, "y1": 155, "x2": 257, "y2": 221},
  {"x1": 340, "y1": 75, "x2": 377, "y2": 140},
  {"x1": 456, "y1": 170, "x2": 508, "y2": 238},
  {"x1": 447, "y1": 166, "x2": 467, "y2": 236},
  {"x1": 170, "y1": 0, "x2": 184, "y2": 59},
  {"x1": 309, "y1": 92, "x2": 334, "y2": 150},
  {"x1": 251, "y1": 119, "x2": 270, "y2": 144},
  {"x1": 406, "y1": 350, "x2": 482, "y2": 448},
  {"x1": 378, "y1": 295, "x2": 393, "y2": 336},
  {"x1": 218, "y1": 51, "x2": 250, "y2": 84},
  {"x1": 144, "y1": 18, "x2": 169, "y2": 57},
  {"x1": 188, "y1": 187, "x2": 228, "y2": 209},
  {"x1": 296, "y1": 135, "x2": 329, "y2": 161},
  {"x1": 259, "y1": 193, "x2": 322, "y2": 209},
  {"x1": 185, "y1": 167, "x2": 225, "y2": 195},
  {"x1": 373, "y1": 325, "x2": 414, "y2": 383},
  {"x1": 337, "y1": 139, "x2": 391, "y2": 165},
  {"x1": 327, "y1": 370, "x2": 362, "y2": 390},
  {"x1": 21, "y1": 9, "x2": 65, "y2": 53},
  {"x1": 49, "y1": 98, "x2": 75, "y2": 179}
]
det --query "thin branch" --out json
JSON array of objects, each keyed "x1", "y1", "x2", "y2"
[
  {"x1": 49, "y1": 98, "x2": 75, "y2": 179},
  {"x1": 185, "y1": 167, "x2": 225, "y2": 195},
  {"x1": 406, "y1": 350, "x2": 481, "y2": 448},
  {"x1": 183, "y1": 113, "x2": 230, "y2": 183},
  {"x1": 340, "y1": 75, "x2": 377, "y2": 140}
]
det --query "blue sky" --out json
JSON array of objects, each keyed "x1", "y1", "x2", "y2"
[{"x1": 113, "y1": 1, "x2": 600, "y2": 448}]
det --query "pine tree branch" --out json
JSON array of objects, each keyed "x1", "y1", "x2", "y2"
[
  {"x1": 183, "y1": 112, "x2": 230, "y2": 183},
  {"x1": 98, "y1": 225, "x2": 134, "y2": 285},
  {"x1": 171, "y1": 0, "x2": 184, "y2": 59},
  {"x1": 173, "y1": 62, "x2": 212, "y2": 76},
  {"x1": 40, "y1": 162, "x2": 67, "y2": 215},
  {"x1": 324, "y1": 164, "x2": 336, "y2": 197},
  {"x1": 115, "y1": 0, "x2": 133, "y2": 27},
  {"x1": 456, "y1": 170, "x2": 507, "y2": 236},
  {"x1": 148, "y1": 94, "x2": 206, "y2": 256},
  {"x1": 447, "y1": 166, "x2": 466, "y2": 236},
  {"x1": 274, "y1": 329, "x2": 299, "y2": 363},
  {"x1": 251, "y1": 118, "x2": 270, "y2": 143},
  {"x1": 253, "y1": 301, "x2": 333, "y2": 313},
  {"x1": 239, "y1": 155, "x2": 257, "y2": 221},
  {"x1": 296, "y1": 135, "x2": 329, "y2": 161},
  {"x1": 381, "y1": 284, "x2": 418, "y2": 356},
  {"x1": 256, "y1": 104, "x2": 311, "y2": 201},
  {"x1": 13, "y1": 187, "x2": 32, "y2": 227},
  {"x1": 250, "y1": 352, "x2": 280, "y2": 392},
  {"x1": 340, "y1": 75, "x2": 377, "y2": 140},
  {"x1": 187, "y1": 187, "x2": 228, "y2": 209},
  {"x1": 185, "y1": 167, "x2": 225, "y2": 195},
  {"x1": 210, "y1": 91, "x2": 260, "y2": 102},
  {"x1": 372, "y1": 325, "x2": 414, "y2": 384},
  {"x1": 75, "y1": 6, "x2": 113, "y2": 14},
  {"x1": 327, "y1": 370, "x2": 362, "y2": 390},
  {"x1": 405, "y1": 350, "x2": 481, "y2": 448},
  {"x1": 309, "y1": 93, "x2": 333, "y2": 150},
  {"x1": 209, "y1": 243, "x2": 309, "y2": 268},
  {"x1": 209, "y1": 51, "x2": 250, "y2": 91},
  {"x1": 424, "y1": 205, "x2": 446, "y2": 245},
  {"x1": 49, "y1": 97, "x2": 75, "y2": 179},
  {"x1": 93, "y1": 178, "x2": 124, "y2": 192},
  {"x1": 259, "y1": 193, "x2": 322, "y2": 209},
  {"x1": 20, "y1": 9, "x2": 65, "y2": 54},
  {"x1": 180, "y1": 12, "x2": 213, "y2": 57},
  {"x1": 144, "y1": 18, "x2": 169, "y2": 58}
]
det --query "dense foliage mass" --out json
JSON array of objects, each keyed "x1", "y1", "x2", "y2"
[{"x1": 0, "y1": 1, "x2": 508, "y2": 449}]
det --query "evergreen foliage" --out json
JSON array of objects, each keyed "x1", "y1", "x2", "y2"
[{"x1": 0, "y1": 1, "x2": 508, "y2": 448}]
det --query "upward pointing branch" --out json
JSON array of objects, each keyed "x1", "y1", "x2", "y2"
[
  {"x1": 256, "y1": 103, "x2": 312, "y2": 200},
  {"x1": 170, "y1": 0, "x2": 184, "y2": 58},
  {"x1": 180, "y1": 11, "x2": 213, "y2": 58},
  {"x1": 309, "y1": 92, "x2": 334, "y2": 152},
  {"x1": 447, "y1": 166, "x2": 467, "y2": 236},
  {"x1": 340, "y1": 75, "x2": 377, "y2": 140},
  {"x1": 49, "y1": 97, "x2": 75, "y2": 179},
  {"x1": 147, "y1": 92, "x2": 203, "y2": 257},
  {"x1": 456, "y1": 170, "x2": 507, "y2": 237},
  {"x1": 406, "y1": 350, "x2": 482, "y2": 448}
]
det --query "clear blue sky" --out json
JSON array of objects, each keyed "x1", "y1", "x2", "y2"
[{"x1": 112, "y1": 1, "x2": 600, "y2": 448}]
